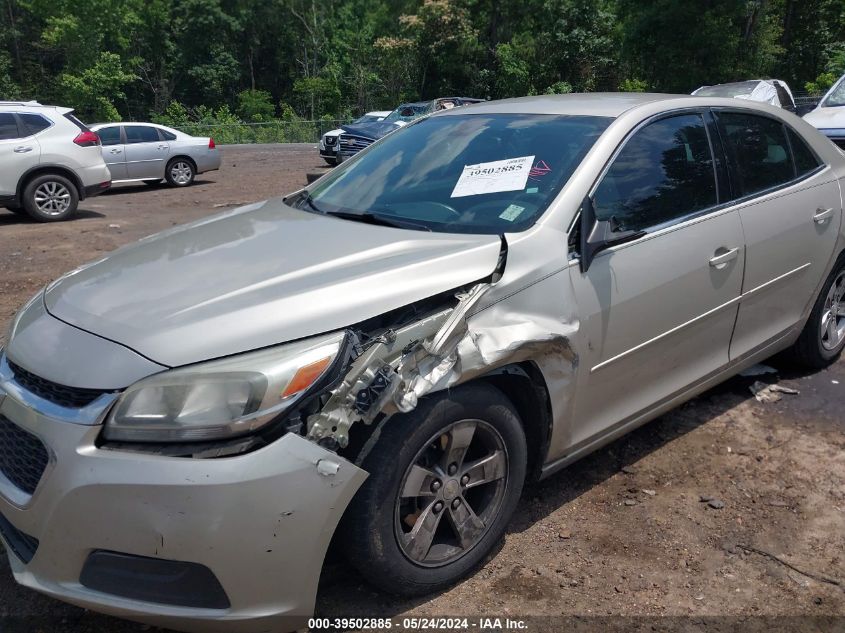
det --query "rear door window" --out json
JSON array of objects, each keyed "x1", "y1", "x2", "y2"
[
  {"x1": 160, "y1": 129, "x2": 177, "y2": 141},
  {"x1": 97, "y1": 126, "x2": 122, "y2": 146},
  {"x1": 19, "y1": 114, "x2": 51, "y2": 136},
  {"x1": 717, "y1": 112, "x2": 795, "y2": 197},
  {"x1": 125, "y1": 126, "x2": 160, "y2": 144},
  {"x1": 0, "y1": 113, "x2": 21, "y2": 140},
  {"x1": 594, "y1": 113, "x2": 717, "y2": 232}
]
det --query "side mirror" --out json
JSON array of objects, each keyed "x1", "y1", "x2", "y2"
[{"x1": 579, "y1": 196, "x2": 645, "y2": 273}]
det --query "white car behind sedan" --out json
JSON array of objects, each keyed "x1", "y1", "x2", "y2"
[
  {"x1": 803, "y1": 73, "x2": 845, "y2": 151},
  {"x1": 89, "y1": 122, "x2": 221, "y2": 187}
]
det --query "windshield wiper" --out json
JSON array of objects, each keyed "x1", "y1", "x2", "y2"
[
  {"x1": 325, "y1": 210, "x2": 432, "y2": 232},
  {"x1": 296, "y1": 191, "x2": 326, "y2": 215}
]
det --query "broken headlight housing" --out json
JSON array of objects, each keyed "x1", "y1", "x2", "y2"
[{"x1": 103, "y1": 331, "x2": 347, "y2": 443}]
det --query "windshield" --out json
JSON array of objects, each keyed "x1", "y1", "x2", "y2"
[
  {"x1": 383, "y1": 103, "x2": 432, "y2": 123},
  {"x1": 822, "y1": 75, "x2": 845, "y2": 108},
  {"x1": 303, "y1": 113, "x2": 612, "y2": 234},
  {"x1": 695, "y1": 81, "x2": 759, "y2": 98},
  {"x1": 354, "y1": 114, "x2": 382, "y2": 124}
]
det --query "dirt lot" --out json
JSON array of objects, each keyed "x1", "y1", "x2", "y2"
[{"x1": 0, "y1": 144, "x2": 843, "y2": 632}]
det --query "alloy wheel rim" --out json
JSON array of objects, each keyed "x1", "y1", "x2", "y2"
[
  {"x1": 171, "y1": 162, "x2": 192, "y2": 184},
  {"x1": 820, "y1": 271, "x2": 845, "y2": 351},
  {"x1": 33, "y1": 181, "x2": 71, "y2": 215},
  {"x1": 394, "y1": 419, "x2": 508, "y2": 568}
]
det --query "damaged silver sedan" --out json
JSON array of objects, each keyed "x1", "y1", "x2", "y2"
[{"x1": 1, "y1": 93, "x2": 844, "y2": 632}]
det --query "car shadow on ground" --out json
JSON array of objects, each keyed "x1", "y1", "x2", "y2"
[
  {"x1": 99, "y1": 179, "x2": 217, "y2": 195},
  {"x1": 0, "y1": 209, "x2": 105, "y2": 226},
  {"x1": 314, "y1": 373, "x2": 765, "y2": 617}
]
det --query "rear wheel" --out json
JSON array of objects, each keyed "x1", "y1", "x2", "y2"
[
  {"x1": 343, "y1": 383, "x2": 527, "y2": 596},
  {"x1": 789, "y1": 253, "x2": 845, "y2": 368},
  {"x1": 22, "y1": 173, "x2": 79, "y2": 222},
  {"x1": 165, "y1": 158, "x2": 195, "y2": 187}
]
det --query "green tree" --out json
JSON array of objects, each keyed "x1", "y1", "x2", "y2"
[{"x1": 58, "y1": 52, "x2": 135, "y2": 121}]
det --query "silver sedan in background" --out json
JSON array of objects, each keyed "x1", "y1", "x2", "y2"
[
  {"x1": 0, "y1": 94, "x2": 843, "y2": 632},
  {"x1": 90, "y1": 122, "x2": 221, "y2": 187}
]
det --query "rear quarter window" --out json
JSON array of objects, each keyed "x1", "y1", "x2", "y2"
[{"x1": 786, "y1": 127, "x2": 822, "y2": 176}]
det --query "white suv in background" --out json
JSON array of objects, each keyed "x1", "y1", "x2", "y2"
[{"x1": 0, "y1": 101, "x2": 111, "y2": 222}]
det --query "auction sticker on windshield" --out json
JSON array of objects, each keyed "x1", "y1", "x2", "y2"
[{"x1": 451, "y1": 155, "x2": 535, "y2": 198}]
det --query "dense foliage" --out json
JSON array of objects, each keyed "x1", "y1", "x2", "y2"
[{"x1": 1, "y1": 0, "x2": 843, "y2": 123}]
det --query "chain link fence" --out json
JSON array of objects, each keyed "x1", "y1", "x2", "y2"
[{"x1": 171, "y1": 119, "x2": 353, "y2": 144}]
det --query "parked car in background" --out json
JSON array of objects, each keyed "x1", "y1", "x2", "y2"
[
  {"x1": 803, "y1": 73, "x2": 845, "y2": 151},
  {"x1": 1, "y1": 93, "x2": 844, "y2": 632},
  {"x1": 0, "y1": 101, "x2": 110, "y2": 222},
  {"x1": 89, "y1": 122, "x2": 221, "y2": 187},
  {"x1": 692, "y1": 79, "x2": 796, "y2": 111},
  {"x1": 319, "y1": 111, "x2": 390, "y2": 165},
  {"x1": 338, "y1": 97, "x2": 484, "y2": 160}
]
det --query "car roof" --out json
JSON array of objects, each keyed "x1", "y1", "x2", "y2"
[
  {"x1": 435, "y1": 92, "x2": 683, "y2": 118},
  {"x1": 0, "y1": 101, "x2": 73, "y2": 114}
]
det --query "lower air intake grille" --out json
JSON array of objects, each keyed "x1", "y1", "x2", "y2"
[
  {"x1": 0, "y1": 512, "x2": 39, "y2": 563},
  {"x1": 0, "y1": 415, "x2": 49, "y2": 495}
]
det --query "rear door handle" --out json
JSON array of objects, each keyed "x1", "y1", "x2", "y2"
[
  {"x1": 157, "y1": 145, "x2": 168, "y2": 150},
  {"x1": 13, "y1": 146, "x2": 33, "y2": 153},
  {"x1": 813, "y1": 207, "x2": 834, "y2": 224},
  {"x1": 109, "y1": 148, "x2": 122, "y2": 154},
  {"x1": 709, "y1": 247, "x2": 739, "y2": 269}
]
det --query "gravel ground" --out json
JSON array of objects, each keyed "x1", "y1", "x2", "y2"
[{"x1": 0, "y1": 144, "x2": 842, "y2": 632}]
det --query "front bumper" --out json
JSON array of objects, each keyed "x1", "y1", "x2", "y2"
[{"x1": 0, "y1": 366, "x2": 367, "y2": 632}]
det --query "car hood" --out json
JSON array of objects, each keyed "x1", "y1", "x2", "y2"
[
  {"x1": 342, "y1": 120, "x2": 401, "y2": 140},
  {"x1": 44, "y1": 199, "x2": 502, "y2": 368},
  {"x1": 803, "y1": 106, "x2": 845, "y2": 129}
]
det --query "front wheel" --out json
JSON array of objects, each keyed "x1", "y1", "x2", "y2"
[
  {"x1": 165, "y1": 159, "x2": 195, "y2": 187},
  {"x1": 789, "y1": 253, "x2": 845, "y2": 368},
  {"x1": 343, "y1": 383, "x2": 527, "y2": 596}
]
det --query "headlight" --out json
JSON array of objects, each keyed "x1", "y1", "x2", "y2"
[{"x1": 104, "y1": 331, "x2": 347, "y2": 443}]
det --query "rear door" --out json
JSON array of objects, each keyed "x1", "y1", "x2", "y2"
[
  {"x1": 716, "y1": 110, "x2": 843, "y2": 358},
  {"x1": 569, "y1": 111, "x2": 745, "y2": 445},
  {"x1": 124, "y1": 125, "x2": 170, "y2": 179},
  {"x1": 0, "y1": 112, "x2": 40, "y2": 197},
  {"x1": 96, "y1": 125, "x2": 128, "y2": 180}
]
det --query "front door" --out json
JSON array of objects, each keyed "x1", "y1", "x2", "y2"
[
  {"x1": 569, "y1": 111, "x2": 745, "y2": 448},
  {"x1": 124, "y1": 125, "x2": 170, "y2": 180},
  {"x1": 716, "y1": 111, "x2": 844, "y2": 358}
]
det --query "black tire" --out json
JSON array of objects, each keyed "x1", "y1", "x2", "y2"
[
  {"x1": 164, "y1": 158, "x2": 195, "y2": 187},
  {"x1": 22, "y1": 173, "x2": 79, "y2": 222},
  {"x1": 143, "y1": 179, "x2": 162, "y2": 186},
  {"x1": 789, "y1": 252, "x2": 845, "y2": 368},
  {"x1": 343, "y1": 382, "x2": 527, "y2": 597},
  {"x1": 322, "y1": 156, "x2": 337, "y2": 166}
]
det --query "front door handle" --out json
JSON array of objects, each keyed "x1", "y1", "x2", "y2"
[
  {"x1": 813, "y1": 207, "x2": 834, "y2": 224},
  {"x1": 13, "y1": 146, "x2": 33, "y2": 153},
  {"x1": 109, "y1": 148, "x2": 122, "y2": 154},
  {"x1": 709, "y1": 247, "x2": 739, "y2": 269}
]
